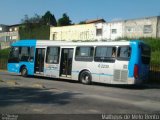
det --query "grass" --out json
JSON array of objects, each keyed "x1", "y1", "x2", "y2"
[{"x1": 151, "y1": 51, "x2": 160, "y2": 64}]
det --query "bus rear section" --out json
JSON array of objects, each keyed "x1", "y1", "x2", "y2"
[
  {"x1": 80, "y1": 41, "x2": 151, "y2": 85},
  {"x1": 127, "y1": 41, "x2": 151, "y2": 84},
  {"x1": 137, "y1": 43, "x2": 151, "y2": 83}
]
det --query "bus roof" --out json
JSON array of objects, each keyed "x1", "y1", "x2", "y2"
[{"x1": 12, "y1": 39, "x2": 144, "y2": 47}]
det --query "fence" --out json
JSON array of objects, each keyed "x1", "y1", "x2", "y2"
[
  {"x1": 0, "y1": 54, "x2": 8, "y2": 70},
  {"x1": 149, "y1": 64, "x2": 160, "y2": 83},
  {"x1": 0, "y1": 58, "x2": 7, "y2": 70}
]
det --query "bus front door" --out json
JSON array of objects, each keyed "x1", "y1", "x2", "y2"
[
  {"x1": 60, "y1": 48, "x2": 73, "y2": 77},
  {"x1": 35, "y1": 48, "x2": 45, "y2": 74}
]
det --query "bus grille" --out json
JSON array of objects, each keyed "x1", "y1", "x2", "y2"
[{"x1": 114, "y1": 70, "x2": 128, "y2": 82}]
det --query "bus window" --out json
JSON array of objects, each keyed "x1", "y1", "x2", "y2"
[
  {"x1": 19, "y1": 47, "x2": 30, "y2": 61},
  {"x1": 46, "y1": 47, "x2": 60, "y2": 64},
  {"x1": 30, "y1": 47, "x2": 35, "y2": 62},
  {"x1": 8, "y1": 47, "x2": 19, "y2": 63},
  {"x1": 117, "y1": 46, "x2": 131, "y2": 60},
  {"x1": 141, "y1": 44, "x2": 151, "y2": 64},
  {"x1": 75, "y1": 46, "x2": 94, "y2": 61},
  {"x1": 94, "y1": 46, "x2": 116, "y2": 62}
]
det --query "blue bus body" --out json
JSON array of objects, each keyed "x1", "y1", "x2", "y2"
[
  {"x1": 129, "y1": 41, "x2": 150, "y2": 83},
  {"x1": 8, "y1": 40, "x2": 36, "y2": 76}
]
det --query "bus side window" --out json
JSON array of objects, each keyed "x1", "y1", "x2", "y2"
[
  {"x1": 20, "y1": 47, "x2": 30, "y2": 62},
  {"x1": 46, "y1": 47, "x2": 60, "y2": 64},
  {"x1": 141, "y1": 44, "x2": 151, "y2": 64},
  {"x1": 30, "y1": 47, "x2": 35, "y2": 62},
  {"x1": 117, "y1": 46, "x2": 131, "y2": 60},
  {"x1": 94, "y1": 46, "x2": 116, "y2": 62},
  {"x1": 112, "y1": 47, "x2": 116, "y2": 57},
  {"x1": 75, "y1": 46, "x2": 94, "y2": 61}
]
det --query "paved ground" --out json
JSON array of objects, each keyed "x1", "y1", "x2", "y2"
[{"x1": 0, "y1": 71, "x2": 160, "y2": 116}]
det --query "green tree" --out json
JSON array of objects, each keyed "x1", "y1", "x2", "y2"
[
  {"x1": 21, "y1": 14, "x2": 42, "y2": 29},
  {"x1": 21, "y1": 14, "x2": 42, "y2": 24},
  {"x1": 20, "y1": 12, "x2": 51, "y2": 40},
  {"x1": 57, "y1": 13, "x2": 72, "y2": 26},
  {"x1": 41, "y1": 11, "x2": 57, "y2": 26}
]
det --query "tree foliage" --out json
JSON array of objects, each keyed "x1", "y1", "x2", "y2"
[
  {"x1": 21, "y1": 11, "x2": 57, "y2": 27},
  {"x1": 20, "y1": 11, "x2": 57, "y2": 40},
  {"x1": 21, "y1": 14, "x2": 41, "y2": 24},
  {"x1": 19, "y1": 25, "x2": 50, "y2": 40},
  {"x1": 57, "y1": 13, "x2": 72, "y2": 26},
  {"x1": 19, "y1": 11, "x2": 73, "y2": 40},
  {"x1": 41, "y1": 11, "x2": 57, "y2": 26}
]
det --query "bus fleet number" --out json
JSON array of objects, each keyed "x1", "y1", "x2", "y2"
[{"x1": 98, "y1": 64, "x2": 109, "y2": 68}]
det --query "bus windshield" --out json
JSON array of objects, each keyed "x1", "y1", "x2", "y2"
[{"x1": 8, "y1": 47, "x2": 19, "y2": 63}]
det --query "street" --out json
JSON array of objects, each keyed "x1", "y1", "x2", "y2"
[{"x1": 0, "y1": 71, "x2": 160, "y2": 115}]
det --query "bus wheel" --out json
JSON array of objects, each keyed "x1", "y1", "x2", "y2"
[
  {"x1": 21, "y1": 67, "x2": 28, "y2": 77},
  {"x1": 80, "y1": 71, "x2": 92, "y2": 85}
]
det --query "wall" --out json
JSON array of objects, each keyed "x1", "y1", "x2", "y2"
[
  {"x1": 103, "y1": 22, "x2": 123, "y2": 40},
  {"x1": 0, "y1": 40, "x2": 17, "y2": 49},
  {"x1": 0, "y1": 31, "x2": 19, "y2": 42},
  {"x1": 50, "y1": 24, "x2": 96, "y2": 41},
  {"x1": 50, "y1": 22, "x2": 123, "y2": 41},
  {"x1": 123, "y1": 17, "x2": 158, "y2": 38},
  {"x1": 50, "y1": 16, "x2": 160, "y2": 41},
  {"x1": 157, "y1": 16, "x2": 160, "y2": 38}
]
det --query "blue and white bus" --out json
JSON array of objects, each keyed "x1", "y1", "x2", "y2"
[{"x1": 7, "y1": 40, "x2": 151, "y2": 85}]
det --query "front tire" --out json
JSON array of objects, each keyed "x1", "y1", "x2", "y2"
[
  {"x1": 21, "y1": 67, "x2": 28, "y2": 77},
  {"x1": 80, "y1": 71, "x2": 92, "y2": 85}
]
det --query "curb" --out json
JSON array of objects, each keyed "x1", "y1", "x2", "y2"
[
  {"x1": 0, "y1": 70, "x2": 7, "y2": 72},
  {"x1": 6, "y1": 80, "x2": 20, "y2": 86}
]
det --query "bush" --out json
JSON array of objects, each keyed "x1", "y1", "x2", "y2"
[{"x1": 0, "y1": 48, "x2": 10, "y2": 58}]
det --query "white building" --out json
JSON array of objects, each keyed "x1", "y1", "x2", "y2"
[
  {"x1": 0, "y1": 24, "x2": 20, "y2": 49},
  {"x1": 50, "y1": 16, "x2": 160, "y2": 42}
]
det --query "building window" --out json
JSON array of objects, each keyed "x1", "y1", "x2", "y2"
[
  {"x1": 52, "y1": 33, "x2": 57, "y2": 40},
  {"x1": 143, "y1": 25, "x2": 152, "y2": 34},
  {"x1": 111, "y1": 29, "x2": 117, "y2": 34},
  {"x1": 126, "y1": 27, "x2": 134, "y2": 32},
  {"x1": 6, "y1": 36, "x2": 10, "y2": 41},
  {"x1": 96, "y1": 28, "x2": 102, "y2": 36},
  {"x1": 11, "y1": 35, "x2": 18, "y2": 40},
  {"x1": 75, "y1": 46, "x2": 94, "y2": 61}
]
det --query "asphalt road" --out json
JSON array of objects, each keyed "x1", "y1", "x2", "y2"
[{"x1": 0, "y1": 71, "x2": 160, "y2": 116}]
